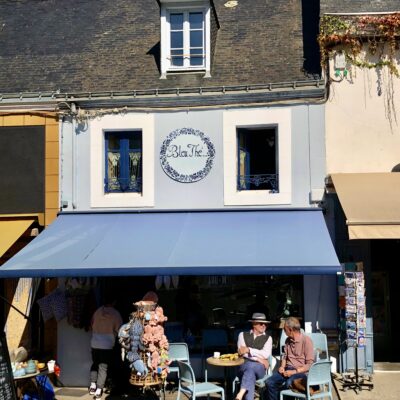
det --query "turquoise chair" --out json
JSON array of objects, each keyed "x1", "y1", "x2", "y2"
[
  {"x1": 168, "y1": 342, "x2": 190, "y2": 378},
  {"x1": 279, "y1": 360, "x2": 333, "y2": 400},
  {"x1": 307, "y1": 333, "x2": 328, "y2": 361},
  {"x1": 177, "y1": 360, "x2": 225, "y2": 400}
]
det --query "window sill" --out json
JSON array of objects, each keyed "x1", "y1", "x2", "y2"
[
  {"x1": 160, "y1": 70, "x2": 211, "y2": 79},
  {"x1": 224, "y1": 189, "x2": 291, "y2": 206}
]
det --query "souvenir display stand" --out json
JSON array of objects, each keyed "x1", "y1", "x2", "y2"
[
  {"x1": 338, "y1": 266, "x2": 373, "y2": 393},
  {"x1": 118, "y1": 301, "x2": 169, "y2": 399}
]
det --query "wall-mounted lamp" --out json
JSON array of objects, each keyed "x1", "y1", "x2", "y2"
[
  {"x1": 30, "y1": 228, "x2": 39, "y2": 237},
  {"x1": 334, "y1": 52, "x2": 346, "y2": 70},
  {"x1": 70, "y1": 102, "x2": 77, "y2": 114}
]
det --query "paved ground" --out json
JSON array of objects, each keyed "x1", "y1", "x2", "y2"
[
  {"x1": 333, "y1": 368, "x2": 400, "y2": 400},
  {"x1": 53, "y1": 381, "x2": 339, "y2": 400},
  {"x1": 53, "y1": 366, "x2": 400, "y2": 400}
]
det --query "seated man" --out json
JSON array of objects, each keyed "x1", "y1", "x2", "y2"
[
  {"x1": 266, "y1": 317, "x2": 314, "y2": 400},
  {"x1": 235, "y1": 313, "x2": 272, "y2": 400}
]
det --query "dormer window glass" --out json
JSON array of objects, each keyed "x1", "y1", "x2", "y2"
[
  {"x1": 161, "y1": 1, "x2": 211, "y2": 78},
  {"x1": 170, "y1": 11, "x2": 205, "y2": 68}
]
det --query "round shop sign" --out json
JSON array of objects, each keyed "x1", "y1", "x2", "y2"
[{"x1": 160, "y1": 127, "x2": 216, "y2": 183}]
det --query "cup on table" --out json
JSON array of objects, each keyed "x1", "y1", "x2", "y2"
[
  {"x1": 213, "y1": 351, "x2": 220, "y2": 359},
  {"x1": 47, "y1": 360, "x2": 56, "y2": 372}
]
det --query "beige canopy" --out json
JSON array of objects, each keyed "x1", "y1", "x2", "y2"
[{"x1": 331, "y1": 173, "x2": 400, "y2": 239}]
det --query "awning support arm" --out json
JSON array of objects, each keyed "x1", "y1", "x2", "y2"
[{"x1": 0, "y1": 294, "x2": 31, "y2": 320}]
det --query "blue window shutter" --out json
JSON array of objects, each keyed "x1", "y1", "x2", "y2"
[
  {"x1": 119, "y1": 137, "x2": 129, "y2": 191},
  {"x1": 104, "y1": 131, "x2": 142, "y2": 193}
]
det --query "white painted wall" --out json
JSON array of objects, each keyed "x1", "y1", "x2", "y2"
[
  {"x1": 57, "y1": 319, "x2": 92, "y2": 386},
  {"x1": 61, "y1": 104, "x2": 327, "y2": 211},
  {"x1": 326, "y1": 47, "x2": 400, "y2": 173}
]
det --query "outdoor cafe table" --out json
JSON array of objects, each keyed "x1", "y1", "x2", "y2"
[
  {"x1": 13, "y1": 369, "x2": 53, "y2": 399},
  {"x1": 206, "y1": 356, "x2": 244, "y2": 399}
]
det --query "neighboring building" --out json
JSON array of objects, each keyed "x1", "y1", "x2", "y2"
[
  {"x1": 0, "y1": 0, "x2": 340, "y2": 385},
  {"x1": 320, "y1": 0, "x2": 400, "y2": 365},
  {"x1": 0, "y1": 113, "x2": 59, "y2": 353}
]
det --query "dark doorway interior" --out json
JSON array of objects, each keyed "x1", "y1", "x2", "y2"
[{"x1": 371, "y1": 239, "x2": 400, "y2": 361}]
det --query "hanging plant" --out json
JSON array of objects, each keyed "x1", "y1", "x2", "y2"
[{"x1": 318, "y1": 13, "x2": 400, "y2": 76}]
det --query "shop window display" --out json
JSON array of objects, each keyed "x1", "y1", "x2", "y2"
[
  {"x1": 160, "y1": 275, "x2": 303, "y2": 353},
  {"x1": 118, "y1": 299, "x2": 170, "y2": 388},
  {"x1": 104, "y1": 275, "x2": 303, "y2": 357}
]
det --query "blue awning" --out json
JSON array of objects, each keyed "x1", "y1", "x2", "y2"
[{"x1": 0, "y1": 210, "x2": 340, "y2": 278}]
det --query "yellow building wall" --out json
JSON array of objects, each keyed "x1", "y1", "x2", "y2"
[
  {"x1": 0, "y1": 114, "x2": 59, "y2": 226},
  {"x1": 0, "y1": 113, "x2": 59, "y2": 352}
]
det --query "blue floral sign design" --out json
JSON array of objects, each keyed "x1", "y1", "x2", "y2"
[{"x1": 160, "y1": 127, "x2": 216, "y2": 183}]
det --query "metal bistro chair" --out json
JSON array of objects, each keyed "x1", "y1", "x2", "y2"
[
  {"x1": 307, "y1": 333, "x2": 328, "y2": 361},
  {"x1": 168, "y1": 342, "x2": 190, "y2": 378},
  {"x1": 177, "y1": 360, "x2": 225, "y2": 400},
  {"x1": 280, "y1": 360, "x2": 333, "y2": 400}
]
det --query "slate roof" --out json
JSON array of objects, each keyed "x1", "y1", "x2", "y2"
[
  {"x1": 0, "y1": 0, "x2": 318, "y2": 94},
  {"x1": 321, "y1": 0, "x2": 400, "y2": 14}
]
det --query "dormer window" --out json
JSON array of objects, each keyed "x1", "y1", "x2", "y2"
[{"x1": 160, "y1": 0, "x2": 213, "y2": 78}]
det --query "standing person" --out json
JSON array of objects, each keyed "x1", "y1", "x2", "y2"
[
  {"x1": 89, "y1": 295, "x2": 123, "y2": 399},
  {"x1": 266, "y1": 317, "x2": 314, "y2": 400},
  {"x1": 235, "y1": 313, "x2": 272, "y2": 400}
]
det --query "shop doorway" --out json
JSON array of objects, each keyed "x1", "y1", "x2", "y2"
[
  {"x1": 371, "y1": 271, "x2": 391, "y2": 361},
  {"x1": 371, "y1": 240, "x2": 400, "y2": 362}
]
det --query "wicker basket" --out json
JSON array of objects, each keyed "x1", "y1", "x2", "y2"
[
  {"x1": 129, "y1": 349, "x2": 161, "y2": 387},
  {"x1": 129, "y1": 372, "x2": 162, "y2": 387}
]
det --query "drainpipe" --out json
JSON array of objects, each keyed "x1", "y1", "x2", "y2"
[{"x1": 71, "y1": 116, "x2": 77, "y2": 210}]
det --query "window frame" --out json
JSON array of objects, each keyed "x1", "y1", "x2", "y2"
[
  {"x1": 236, "y1": 126, "x2": 279, "y2": 192},
  {"x1": 223, "y1": 108, "x2": 292, "y2": 206},
  {"x1": 90, "y1": 114, "x2": 155, "y2": 208},
  {"x1": 160, "y1": 1, "x2": 211, "y2": 77},
  {"x1": 104, "y1": 130, "x2": 142, "y2": 194}
]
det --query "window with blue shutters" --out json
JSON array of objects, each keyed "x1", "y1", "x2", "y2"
[
  {"x1": 104, "y1": 131, "x2": 142, "y2": 193},
  {"x1": 237, "y1": 127, "x2": 279, "y2": 192}
]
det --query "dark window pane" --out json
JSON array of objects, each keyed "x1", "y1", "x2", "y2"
[
  {"x1": 107, "y1": 134, "x2": 120, "y2": 150},
  {"x1": 129, "y1": 133, "x2": 142, "y2": 150},
  {"x1": 171, "y1": 31, "x2": 183, "y2": 48},
  {"x1": 190, "y1": 48, "x2": 204, "y2": 66},
  {"x1": 236, "y1": 128, "x2": 278, "y2": 192},
  {"x1": 171, "y1": 49, "x2": 184, "y2": 66},
  {"x1": 189, "y1": 12, "x2": 203, "y2": 29},
  {"x1": 190, "y1": 31, "x2": 203, "y2": 48},
  {"x1": 170, "y1": 13, "x2": 183, "y2": 30}
]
